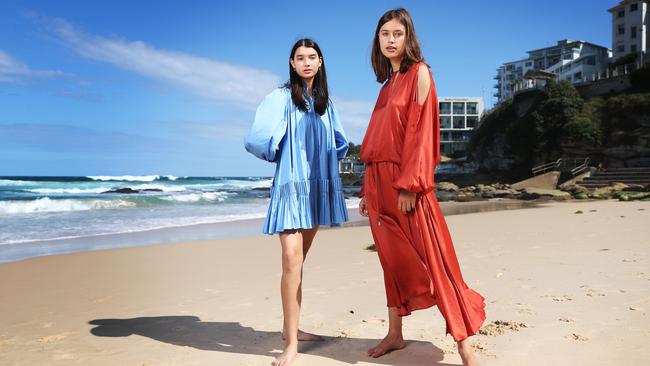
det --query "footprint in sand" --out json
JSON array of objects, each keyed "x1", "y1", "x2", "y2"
[
  {"x1": 565, "y1": 333, "x2": 589, "y2": 341},
  {"x1": 514, "y1": 303, "x2": 535, "y2": 315},
  {"x1": 580, "y1": 285, "x2": 606, "y2": 297},
  {"x1": 362, "y1": 317, "x2": 386, "y2": 325},
  {"x1": 517, "y1": 308, "x2": 535, "y2": 315},
  {"x1": 542, "y1": 295, "x2": 573, "y2": 302},
  {"x1": 337, "y1": 328, "x2": 358, "y2": 337},
  {"x1": 39, "y1": 333, "x2": 70, "y2": 343},
  {"x1": 558, "y1": 317, "x2": 575, "y2": 323},
  {"x1": 622, "y1": 258, "x2": 637, "y2": 262},
  {"x1": 478, "y1": 320, "x2": 528, "y2": 336},
  {"x1": 475, "y1": 341, "x2": 497, "y2": 357}
]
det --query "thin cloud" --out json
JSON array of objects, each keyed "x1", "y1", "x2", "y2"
[
  {"x1": 0, "y1": 50, "x2": 70, "y2": 83},
  {"x1": 332, "y1": 97, "x2": 373, "y2": 143},
  {"x1": 33, "y1": 14, "x2": 281, "y2": 110}
]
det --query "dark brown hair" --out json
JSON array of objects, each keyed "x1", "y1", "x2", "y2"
[
  {"x1": 371, "y1": 8, "x2": 424, "y2": 83},
  {"x1": 284, "y1": 38, "x2": 329, "y2": 115}
]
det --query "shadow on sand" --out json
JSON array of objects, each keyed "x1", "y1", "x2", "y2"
[{"x1": 89, "y1": 315, "x2": 460, "y2": 365}]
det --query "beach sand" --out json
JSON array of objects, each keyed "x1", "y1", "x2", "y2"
[{"x1": 1, "y1": 200, "x2": 648, "y2": 365}]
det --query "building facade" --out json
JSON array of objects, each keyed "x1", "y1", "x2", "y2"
[
  {"x1": 439, "y1": 97, "x2": 484, "y2": 157},
  {"x1": 608, "y1": 0, "x2": 649, "y2": 62},
  {"x1": 495, "y1": 40, "x2": 611, "y2": 104}
]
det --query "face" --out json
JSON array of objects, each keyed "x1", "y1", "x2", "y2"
[
  {"x1": 378, "y1": 19, "x2": 406, "y2": 61},
  {"x1": 290, "y1": 46, "x2": 322, "y2": 81}
]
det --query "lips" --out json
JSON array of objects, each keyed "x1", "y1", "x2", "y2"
[{"x1": 386, "y1": 47, "x2": 396, "y2": 52}]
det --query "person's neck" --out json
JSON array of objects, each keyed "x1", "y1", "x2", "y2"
[
  {"x1": 303, "y1": 78, "x2": 314, "y2": 96},
  {"x1": 390, "y1": 57, "x2": 402, "y2": 75}
]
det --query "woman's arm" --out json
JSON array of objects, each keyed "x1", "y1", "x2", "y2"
[
  {"x1": 392, "y1": 64, "x2": 439, "y2": 195},
  {"x1": 244, "y1": 89, "x2": 289, "y2": 162}
]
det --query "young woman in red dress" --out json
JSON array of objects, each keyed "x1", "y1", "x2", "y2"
[{"x1": 359, "y1": 8, "x2": 486, "y2": 366}]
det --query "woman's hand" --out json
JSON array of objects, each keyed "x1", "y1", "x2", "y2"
[
  {"x1": 359, "y1": 196, "x2": 369, "y2": 217},
  {"x1": 398, "y1": 190, "x2": 417, "y2": 214}
]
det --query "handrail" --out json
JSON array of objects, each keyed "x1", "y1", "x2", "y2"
[
  {"x1": 532, "y1": 158, "x2": 562, "y2": 175},
  {"x1": 570, "y1": 157, "x2": 591, "y2": 176}
]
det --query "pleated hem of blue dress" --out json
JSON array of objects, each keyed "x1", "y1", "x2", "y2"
[{"x1": 263, "y1": 178, "x2": 349, "y2": 234}]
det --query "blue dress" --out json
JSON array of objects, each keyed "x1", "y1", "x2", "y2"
[{"x1": 244, "y1": 87, "x2": 349, "y2": 234}]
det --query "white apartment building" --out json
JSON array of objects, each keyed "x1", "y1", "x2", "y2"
[
  {"x1": 609, "y1": 0, "x2": 649, "y2": 61},
  {"x1": 439, "y1": 97, "x2": 484, "y2": 157},
  {"x1": 495, "y1": 40, "x2": 611, "y2": 104}
]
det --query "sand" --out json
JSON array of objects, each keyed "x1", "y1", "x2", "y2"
[{"x1": 0, "y1": 200, "x2": 648, "y2": 365}]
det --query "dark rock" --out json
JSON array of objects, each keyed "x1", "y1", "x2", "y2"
[{"x1": 102, "y1": 188, "x2": 139, "y2": 194}]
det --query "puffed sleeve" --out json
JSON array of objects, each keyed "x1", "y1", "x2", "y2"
[
  {"x1": 392, "y1": 66, "x2": 440, "y2": 193},
  {"x1": 244, "y1": 88, "x2": 289, "y2": 162},
  {"x1": 329, "y1": 102, "x2": 349, "y2": 160}
]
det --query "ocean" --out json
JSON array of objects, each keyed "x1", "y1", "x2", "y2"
[{"x1": 0, "y1": 175, "x2": 361, "y2": 262}]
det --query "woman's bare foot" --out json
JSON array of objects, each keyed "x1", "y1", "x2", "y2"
[
  {"x1": 367, "y1": 333, "x2": 406, "y2": 358},
  {"x1": 282, "y1": 329, "x2": 325, "y2": 341},
  {"x1": 272, "y1": 343, "x2": 298, "y2": 366},
  {"x1": 457, "y1": 339, "x2": 480, "y2": 366}
]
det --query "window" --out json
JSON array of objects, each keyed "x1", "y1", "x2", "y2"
[
  {"x1": 617, "y1": 9, "x2": 625, "y2": 18},
  {"x1": 563, "y1": 54, "x2": 573, "y2": 60},
  {"x1": 632, "y1": 26, "x2": 637, "y2": 39},
  {"x1": 439, "y1": 102, "x2": 451, "y2": 115},
  {"x1": 440, "y1": 116, "x2": 452, "y2": 129},
  {"x1": 466, "y1": 116, "x2": 479, "y2": 129},
  {"x1": 584, "y1": 55, "x2": 596, "y2": 65},
  {"x1": 451, "y1": 131, "x2": 464, "y2": 141},
  {"x1": 525, "y1": 61, "x2": 532, "y2": 67},
  {"x1": 631, "y1": 44, "x2": 637, "y2": 53},
  {"x1": 441, "y1": 132, "x2": 451, "y2": 141},
  {"x1": 617, "y1": 43, "x2": 625, "y2": 53},
  {"x1": 618, "y1": 24, "x2": 625, "y2": 35},
  {"x1": 452, "y1": 102, "x2": 465, "y2": 114},
  {"x1": 452, "y1": 116, "x2": 465, "y2": 129},
  {"x1": 631, "y1": 3, "x2": 638, "y2": 11},
  {"x1": 466, "y1": 102, "x2": 478, "y2": 114}
]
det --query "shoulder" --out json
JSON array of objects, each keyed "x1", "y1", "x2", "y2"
[
  {"x1": 265, "y1": 87, "x2": 290, "y2": 100},
  {"x1": 412, "y1": 62, "x2": 431, "y2": 81},
  {"x1": 259, "y1": 87, "x2": 291, "y2": 108},
  {"x1": 415, "y1": 63, "x2": 431, "y2": 87}
]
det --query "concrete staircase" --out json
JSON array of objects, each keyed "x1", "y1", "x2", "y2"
[{"x1": 578, "y1": 167, "x2": 650, "y2": 189}]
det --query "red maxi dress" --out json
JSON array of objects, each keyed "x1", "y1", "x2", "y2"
[{"x1": 359, "y1": 62, "x2": 486, "y2": 341}]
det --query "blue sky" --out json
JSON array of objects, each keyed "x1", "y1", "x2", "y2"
[{"x1": 0, "y1": 0, "x2": 615, "y2": 176}]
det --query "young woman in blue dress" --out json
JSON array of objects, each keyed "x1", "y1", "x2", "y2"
[{"x1": 244, "y1": 38, "x2": 349, "y2": 366}]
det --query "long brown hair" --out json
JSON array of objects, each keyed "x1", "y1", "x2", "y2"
[{"x1": 371, "y1": 8, "x2": 424, "y2": 83}]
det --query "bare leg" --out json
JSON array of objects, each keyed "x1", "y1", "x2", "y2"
[
  {"x1": 457, "y1": 338, "x2": 480, "y2": 366},
  {"x1": 280, "y1": 226, "x2": 324, "y2": 342},
  {"x1": 272, "y1": 230, "x2": 303, "y2": 366},
  {"x1": 367, "y1": 307, "x2": 406, "y2": 358}
]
